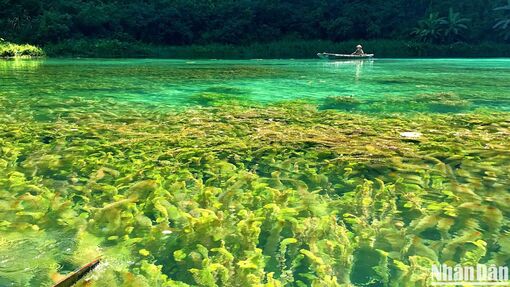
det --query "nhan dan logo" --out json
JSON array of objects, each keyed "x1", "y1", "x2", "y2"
[{"x1": 431, "y1": 264, "x2": 509, "y2": 286}]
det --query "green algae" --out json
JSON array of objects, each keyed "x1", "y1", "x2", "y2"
[
  {"x1": 1, "y1": 93, "x2": 510, "y2": 286},
  {"x1": 319, "y1": 96, "x2": 364, "y2": 111},
  {"x1": 319, "y1": 92, "x2": 474, "y2": 114},
  {"x1": 412, "y1": 92, "x2": 471, "y2": 113}
]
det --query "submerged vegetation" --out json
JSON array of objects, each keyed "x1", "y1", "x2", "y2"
[
  {"x1": 1, "y1": 91, "x2": 509, "y2": 286},
  {"x1": 0, "y1": 39, "x2": 44, "y2": 58},
  {"x1": 319, "y1": 93, "x2": 474, "y2": 114}
]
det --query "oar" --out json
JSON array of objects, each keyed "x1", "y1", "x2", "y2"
[{"x1": 52, "y1": 257, "x2": 101, "y2": 287}]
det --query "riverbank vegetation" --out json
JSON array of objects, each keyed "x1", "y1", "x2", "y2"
[
  {"x1": 2, "y1": 0, "x2": 510, "y2": 58},
  {"x1": 0, "y1": 39, "x2": 44, "y2": 58},
  {"x1": 44, "y1": 39, "x2": 510, "y2": 59}
]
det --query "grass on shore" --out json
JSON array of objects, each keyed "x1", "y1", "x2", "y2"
[
  {"x1": 44, "y1": 39, "x2": 510, "y2": 59},
  {"x1": 0, "y1": 40, "x2": 45, "y2": 58}
]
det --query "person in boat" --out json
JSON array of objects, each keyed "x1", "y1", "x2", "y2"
[{"x1": 352, "y1": 44, "x2": 365, "y2": 55}]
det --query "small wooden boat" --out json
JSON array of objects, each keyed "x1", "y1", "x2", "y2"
[
  {"x1": 317, "y1": 53, "x2": 374, "y2": 60},
  {"x1": 53, "y1": 257, "x2": 101, "y2": 287}
]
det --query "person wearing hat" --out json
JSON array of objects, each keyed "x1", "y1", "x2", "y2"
[{"x1": 352, "y1": 44, "x2": 365, "y2": 55}]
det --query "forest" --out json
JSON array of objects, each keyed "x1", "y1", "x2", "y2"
[{"x1": 1, "y1": 0, "x2": 510, "y2": 57}]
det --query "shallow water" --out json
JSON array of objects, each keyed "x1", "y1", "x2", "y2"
[
  {"x1": 2, "y1": 58, "x2": 510, "y2": 111},
  {"x1": 1, "y1": 59, "x2": 510, "y2": 286}
]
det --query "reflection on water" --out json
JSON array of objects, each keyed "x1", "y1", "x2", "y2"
[
  {"x1": 0, "y1": 59, "x2": 43, "y2": 71},
  {"x1": 321, "y1": 59, "x2": 374, "y2": 81}
]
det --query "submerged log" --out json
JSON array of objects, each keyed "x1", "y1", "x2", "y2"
[{"x1": 53, "y1": 257, "x2": 101, "y2": 287}]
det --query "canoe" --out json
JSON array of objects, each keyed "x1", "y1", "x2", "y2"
[
  {"x1": 317, "y1": 53, "x2": 374, "y2": 60},
  {"x1": 53, "y1": 257, "x2": 101, "y2": 287}
]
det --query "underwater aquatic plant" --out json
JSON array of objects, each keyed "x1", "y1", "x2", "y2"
[
  {"x1": 413, "y1": 92, "x2": 471, "y2": 113},
  {"x1": 319, "y1": 95, "x2": 364, "y2": 111},
  {"x1": 0, "y1": 94, "x2": 509, "y2": 286}
]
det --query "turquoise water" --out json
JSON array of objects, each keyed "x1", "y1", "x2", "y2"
[
  {"x1": 2, "y1": 58, "x2": 510, "y2": 111},
  {"x1": 1, "y1": 58, "x2": 510, "y2": 287}
]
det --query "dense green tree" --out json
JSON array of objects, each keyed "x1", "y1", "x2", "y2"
[
  {"x1": 0, "y1": 0, "x2": 507, "y2": 46},
  {"x1": 442, "y1": 9, "x2": 470, "y2": 43},
  {"x1": 494, "y1": 0, "x2": 510, "y2": 40},
  {"x1": 411, "y1": 13, "x2": 446, "y2": 43}
]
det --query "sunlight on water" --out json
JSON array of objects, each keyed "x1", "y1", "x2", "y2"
[
  {"x1": 2, "y1": 58, "x2": 510, "y2": 111},
  {"x1": 1, "y1": 59, "x2": 510, "y2": 286}
]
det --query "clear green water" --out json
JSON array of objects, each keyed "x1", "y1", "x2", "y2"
[
  {"x1": 1, "y1": 59, "x2": 510, "y2": 287},
  {"x1": 2, "y1": 58, "x2": 510, "y2": 111}
]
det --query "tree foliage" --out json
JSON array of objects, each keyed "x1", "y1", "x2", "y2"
[
  {"x1": 443, "y1": 9, "x2": 470, "y2": 43},
  {"x1": 411, "y1": 9, "x2": 471, "y2": 44},
  {"x1": 411, "y1": 13, "x2": 447, "y2": 44},
  {"x1": 494, "y1": 0, "x2": 510, "y2": 40},
  {"x1": 0, "y1": 0, "x2": 507, "y2": 46}
]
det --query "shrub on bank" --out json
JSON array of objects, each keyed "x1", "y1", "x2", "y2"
[
  {"x1": 44, "y1": 39, "x2": 510, "y2": 59},
  {"x1": 0, "y1": 40, "x2": 45, "y2": 58}
]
